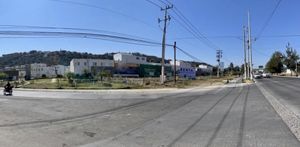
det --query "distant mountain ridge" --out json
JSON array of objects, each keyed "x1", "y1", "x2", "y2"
[
  {"x1": 0, "y1": 50, "x2": 211, "y2": 67},
  {"x1": 0, "y1": 50, "x2": 113, "y2": 67}
]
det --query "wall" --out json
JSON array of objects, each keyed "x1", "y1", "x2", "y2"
[
  {"x1": 30, "y1": 63, "x2": 48, "y2": 79},
  {"x1": 139, "y1": 63, "x2": 173, "y2": 77},
  {"x1": 70, "y1": 59, "x2": 114, "y2": 75},
  {"x1": 113, "y1": 53, "x2": 147, "y2": 64},
  {"x1": 170, "y1": 60, "x2": 196, "y2": 79}
]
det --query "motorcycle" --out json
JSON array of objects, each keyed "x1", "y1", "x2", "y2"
[{"x1": 3, "y1": 86, "x2": 13, "y2": 96}]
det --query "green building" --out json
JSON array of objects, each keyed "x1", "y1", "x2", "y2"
[{"x1": 139, "y1": 63, "x2": 173, "y2": 77}]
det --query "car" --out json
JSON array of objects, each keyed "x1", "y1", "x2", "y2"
[
  {"x1": 262, "y1": 73, "x2": 271, "y2": 78},
  {"x1": 253, "y1": 73, "x2": 262, "y2": 79}
]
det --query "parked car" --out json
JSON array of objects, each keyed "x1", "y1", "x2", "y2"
[
  {"x1": 253, "y1": 73, "x2": 262, "y2": 79},
  {"x1": 262, "y1": 73, "x2": 271, "y2": 78}
]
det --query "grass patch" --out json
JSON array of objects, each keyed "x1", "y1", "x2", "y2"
[
  {"x1": 21, "y1": 78, "x2": 142, "y2": 89},
  {"x1": 19, "y1": 76, "x2": 237, "y2": 90},
  {"x1": 242, "y1": 79, "x2": 254, "y2": 83}
]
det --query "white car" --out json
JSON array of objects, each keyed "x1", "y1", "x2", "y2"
[
  {"x1": 253, "y1": 73, "x2": 262, "y2": 79},
  {"x1": 262, "y1": 73, "x2": 271, "y2": 78}
]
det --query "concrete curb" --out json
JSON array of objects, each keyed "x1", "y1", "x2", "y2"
[
  {"x1": 272, "y1": 75, "x2": 300, "y2": 79},
  {"x1": 6, "y1": 83, "x2": 226, "y2": 93},
  {"x1": 12, "y1": 88, "x2": 179, "y2": 93},
  {"x1": 256, "y1": 82, "x2": 300, "y2": 141}
]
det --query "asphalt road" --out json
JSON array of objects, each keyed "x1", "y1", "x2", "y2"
[
  {"x1": 0, "y1": 81, "x2": 298, "y2": 147},
  {"x1": 257, "y1": 77, "x2": 300, "y2": 117}
]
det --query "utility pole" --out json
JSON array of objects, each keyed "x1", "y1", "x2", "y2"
[
  {"x1": 159, "y1": 5, "x2": 173, "y2": 84},
  {"x1": 248, "y1": 11, "x2": 253, "y2": 80},
  {"x1": 296, "y1": 59, "x2": 298, "y2": 77},
  {"x1": 243, "y1": 26, "x2": 248, "y2": 79},
  {"x1": 54, "y1": 66, "x2": 61, "y2": 88},
  {"x1": 173, "y1": 41, "x2": 177, "y2": 84},
  {"x1": 216, "y1": 49, "x2": 222, "y2": 78}
]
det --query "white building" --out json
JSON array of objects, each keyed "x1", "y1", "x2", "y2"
[
  {"x1": 113, "y1": 53, "x2": 147, "y2": 64},
  {"x1": 30, "y1": 63, "x2": 48, "y2": 79},
  {"x1": 30, "y1": 63, "x2": 70, "y2": 79},
  {"x1": 70, "y1": 59, "x2": 114, "y2": 75},
  {"x1": 47, "y1": 65, "x2": 70, "y2": 77},
  {"x1": 197, "y1": 64, "x2": 213, "y2": 74},
  {"x1": 170, "y1": 60, "x2": 196, "y2": 79}
]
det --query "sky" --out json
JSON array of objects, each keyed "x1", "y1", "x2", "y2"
[{"x1": 0, "y1": 0, "x2": 299, "y2": 68}]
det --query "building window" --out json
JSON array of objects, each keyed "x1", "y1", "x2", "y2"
[
  {"x1": 84, "y1": 62, "x2": 87, "y2": 66},
  {"x1": 142, "y1": 58, "x2": 145, "y2": 60},
  {"x1": 136, "y1": 57, "x2": 139, "y2": 60},
  {"x1": 77, "y1": 62, "x2": 80, "y2": 66},
  {"x1": 93, "y1": 62, "x2": 97, "y2": 66}
]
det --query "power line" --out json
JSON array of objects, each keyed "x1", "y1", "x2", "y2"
[
  {"x1": 171, "y1": 14, "x2": 232, "y2": 63},
  {"x1": 171, "y1": 36, "x2": 243, "y2": 40},
  {"x1": 172, "y1": 34, "x2": 300, "y2": 40},
  {"x1": 48, "y1": 0, "x2": 158, "y2": 30},
  {"x1": 164, "y1": 0, "x2": 173, "y2": 5},
  {"x1": 49, "y1": 0, "x2": 209, "y2": 64},
  {"x1": 252, "y1": 48, "x2": 270, "y2": 57},
  {"x1": 0, "y1": 25, "x2": 158, "y2": 42},
  {"x1": 256, "y1": 0, "x2": 283, "y2": 40},
  {"x1": 258, "y1": 34, "x2": 300, "y2": 38},
  {"x1": 144, "y1": 0, "x2": 161, "y2": 8},
  {"x1": 0, "y1": 28, "x2": 207, "y2": 64},
  {"x1": 171, "y1": 8, "x2": 220, "y2": 49},
  {"x1": 176, "y1": 46, "x2": 205, "y2": 63},
  {"x1": 157, "y1": 0, "x2": 168, "y2": 5},
  {"x1": 0, "y1": 30, "x2": 163, "y2": 46},
  {"x1": 0, "y1": 26, "x2": 211, "y2": 65},
  {"x1": 164, "y1": 2, "x2": 233, "y2": 63},
  {"x1": 18, "y1": 22, "x2": 297, "y2": 40},
  {"x1": 0, "y1": 36, "x2": 67, "y2": 39}
]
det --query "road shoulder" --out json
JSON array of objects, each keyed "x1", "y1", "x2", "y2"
[{"x1": 256, "y1": 81, "x2": 300, "y2": 141}]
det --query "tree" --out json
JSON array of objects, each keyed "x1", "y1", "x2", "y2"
[
  {"x1": 82, "y1": 69, "x2": 92, "y2": 79},
  {"x1": 283, "y1": 43, "x2": 299, "y2": 74},
  {"x1": 229, "y1": 62, "x2": 234, "y2": 71},
  {"x1": 266, "y1": 51, "x2": 284, "y2": 74},
  {"x1": 97, "y1": 70, "x2": 111, "y2": 82},
  {"x1": 234, "y1": 66, "x2": 241, "y2": 74},
  {"x1": 0, "y1": 72, "x2": 7, "y2": 80},
  {"x1": 65, "y1": 72, "x2": 75, "y2": 84},
  {"x1": 241, "y1": 64, "x2": 245, "y2": 74},
  {"x1": 65, "y1": 72, "x2": 75, "y2": 80}
]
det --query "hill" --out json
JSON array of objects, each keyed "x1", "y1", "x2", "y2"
[
  {"x1": 0, "y1": 50, "x2": 211, "y2": 67},
  {"x1": 0, "y1": 50, "x2": 113, "y2": 67}
]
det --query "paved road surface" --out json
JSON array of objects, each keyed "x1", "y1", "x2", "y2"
[
  {"x1": 0, "y1": 81, "x2": 298, "y2": 147},
  {"x1": 257, "y1": 77, "x2": 300, "y2": 117}
]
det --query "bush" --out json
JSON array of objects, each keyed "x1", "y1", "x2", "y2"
[
  {"x1": 41, "y1": 74, "x2": 47, "y2": 78},
  {"x1": 57, "y1": 75, "x2": 63, "y2": 78},
  {"x1": 102, "y1": 83, "x2": 112, "y2": 87},
  {"x1": 0, "y1": 72, "x2": 7, "y2": 80}
]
